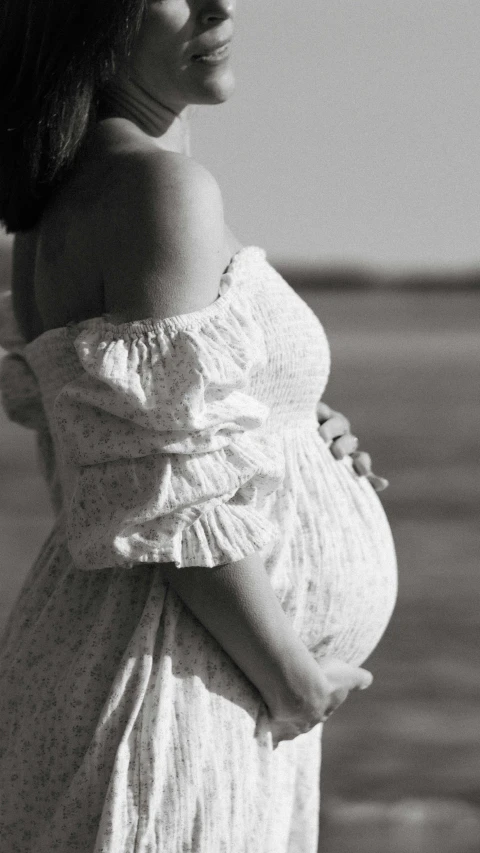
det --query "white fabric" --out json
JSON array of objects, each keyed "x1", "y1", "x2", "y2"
[{"x1": 0, "y1": 246, "x2": 397, "y2": 852}]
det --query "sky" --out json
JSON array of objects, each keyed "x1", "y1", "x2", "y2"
[{"x1": 193, "y1": 0, "x2": 480, "y2": 271}]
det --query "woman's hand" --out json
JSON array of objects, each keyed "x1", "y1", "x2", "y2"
[
  {"x1": 316, "y1": 401, "x2": 389, "y2": 492},
  {"x1": 263, "y1": 656, "x2": 373, "y2": 749}
]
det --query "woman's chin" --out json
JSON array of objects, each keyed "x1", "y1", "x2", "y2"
[{"x1": 188, "y1": 68, "x2": 236, "y2": 105}]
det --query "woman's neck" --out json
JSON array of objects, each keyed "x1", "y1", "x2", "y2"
[{"x1": 98, "y1": 73, "x2": 192, "y2": 156}]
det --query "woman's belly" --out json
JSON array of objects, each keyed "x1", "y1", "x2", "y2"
[{"x1": 263, "y1": 427, "x2": 398, "y2": 667}]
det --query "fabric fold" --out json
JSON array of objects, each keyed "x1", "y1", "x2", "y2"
[{"x1": 54, "y1": 291, "x2": 285, "y2": 570}]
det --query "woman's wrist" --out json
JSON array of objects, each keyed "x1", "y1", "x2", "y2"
[{"x1": 262, "y1": 641, "x2": 326, "y2": 718}]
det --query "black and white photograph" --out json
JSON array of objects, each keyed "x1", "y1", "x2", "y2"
[{"x1": 0, "y1": 1, "x2": 478, "y2": 851}]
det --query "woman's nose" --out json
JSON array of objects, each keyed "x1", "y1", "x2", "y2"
[{"x1": 198, "y1": 0, "x2": 235, "y2": 24}]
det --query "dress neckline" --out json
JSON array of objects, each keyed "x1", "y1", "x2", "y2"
[{"x1": 20, "y1": 245, "x2": 266, "y2": 350}]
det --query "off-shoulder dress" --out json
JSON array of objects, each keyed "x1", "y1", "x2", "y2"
[{"x1": 0, "y1": 246, "x2": 397, "y2": 853}]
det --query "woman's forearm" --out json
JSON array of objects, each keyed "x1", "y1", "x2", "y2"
[{"x1": 158, "y1": 552, "x2": 319, "y2": 714}]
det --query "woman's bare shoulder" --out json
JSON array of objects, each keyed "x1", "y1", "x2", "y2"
[
  {"x1": 84, "y1": 122, "x2": 228, "y2": 324},
  {"x1": 35, "y1": 121, "x2": 238, "y2": 330},
  {"x1": 88, "y1": 119, "x2": 223, "y2": 224}
]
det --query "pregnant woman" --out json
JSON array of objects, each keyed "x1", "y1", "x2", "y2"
[{"x1": 0, "y1": 1, "x2": 397, "y2": 850}]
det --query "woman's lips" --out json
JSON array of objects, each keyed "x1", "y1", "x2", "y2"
[{"x1": 191, "y1": 43, "x2": 231, "y2": 64}]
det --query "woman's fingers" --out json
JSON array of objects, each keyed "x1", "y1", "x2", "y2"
[
  {"x1": 320, "y1": 688, "x2": 349, "y2": 721},
  {"x1": 353, "y1": 668, "x2": 374, "y2": 691},
  {"x1": 315, "y1": 401, "x2": 334, "y2": 423},
  {"x1": 330, "y1": 433, "x2": 359, "y2": 459},
  {"x1": 320, "y1": 658, "x2": 373, "y2": 692},
  {"x1": 351, "y1": 450, "x2": 372, "y2": 476},
  {"x1": 318, "y1": 413, "x2": 351, "y2": 443},
  {"x1": 317, "y1": 405, "x2": 389, "y2": 492},
  {"x1": 368, "y1": 474, "x2": 389, "y2": 492},
  {"x1": 320, "y1": 667, "x2": 373, "y2": 720},
  {"x1": 351, "y1": 451, "x2": 389, "y2": 492}
]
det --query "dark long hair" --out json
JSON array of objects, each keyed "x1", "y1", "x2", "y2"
[{"x1": 0, "y1": 0, "x2": 147, "y2": 233}]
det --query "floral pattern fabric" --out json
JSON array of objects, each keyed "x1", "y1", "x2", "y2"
[{"x1": 0, "y1": 247, "x2": 397, "y2": 852}]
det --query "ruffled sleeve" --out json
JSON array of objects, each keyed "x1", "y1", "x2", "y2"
[{"x1": 54, "y1": 293, "x2": 285, "y2": 571}]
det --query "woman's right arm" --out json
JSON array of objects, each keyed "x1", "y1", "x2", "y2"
[
  {"x1": 159, "y1": 553, "x2": 372, "y2": 744},
  {"x1": 93, "y1": 146, "x2": 371, "y2": 742}
]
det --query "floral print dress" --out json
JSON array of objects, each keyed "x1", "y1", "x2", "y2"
[{"x1": 0, "y1": 246, "x2": 397, "y2": 852}]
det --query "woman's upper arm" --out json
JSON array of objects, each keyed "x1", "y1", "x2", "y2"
[{"x1": 95, "y1": 150, "x2": 226, "y2": 324}]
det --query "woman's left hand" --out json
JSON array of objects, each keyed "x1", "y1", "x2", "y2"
[{"x1": 316, "y1": 401, "x2": 389, "y2": 492}]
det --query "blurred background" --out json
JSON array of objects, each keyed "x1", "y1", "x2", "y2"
[{"x1": 1, "y1": 1, "x2": 479, "y2": 851}]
